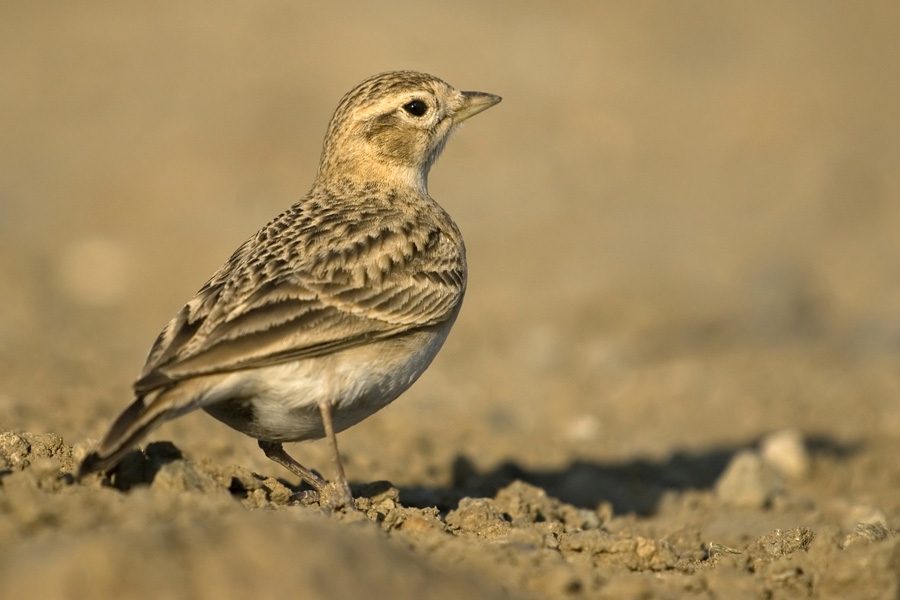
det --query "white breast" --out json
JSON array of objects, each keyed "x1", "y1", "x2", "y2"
[{"x1": 199, "y1": 324, "x2": 453, "y2": 442}]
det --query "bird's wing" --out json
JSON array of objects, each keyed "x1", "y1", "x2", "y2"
[{"x1": 133, "y1": 208, "x2": 465, "y2": 395}]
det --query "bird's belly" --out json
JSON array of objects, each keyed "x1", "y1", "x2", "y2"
[{"x1": 202, "y1": 325, "x2": 451, "y2": 442}]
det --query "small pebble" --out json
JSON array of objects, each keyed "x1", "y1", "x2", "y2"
[
  {"x1": 715, "y1": 450, "x2": 781, "y2": 509},
  {"x1": 760, "y1": 429, "x2": 810, "y2": 479}
]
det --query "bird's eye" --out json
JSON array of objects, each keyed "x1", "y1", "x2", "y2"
[{"x1": 402, "y1": 99, "x2": 429, "y2": 117}]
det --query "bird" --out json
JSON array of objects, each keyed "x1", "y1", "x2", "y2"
[{"x1": 77, "y1": 71, "x2": 501, "y2": 509}]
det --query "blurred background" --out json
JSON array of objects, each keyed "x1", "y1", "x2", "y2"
[{"x1": 1, "y1": 1, "x2": 899, "y2": 482}]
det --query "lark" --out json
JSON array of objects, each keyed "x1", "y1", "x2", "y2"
[{"x1": 78, "y1": 71, "x2": 501, "y2": 508}]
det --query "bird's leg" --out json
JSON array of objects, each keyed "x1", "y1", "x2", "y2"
[
  {"x1": 318, "y1": 400, "x2": 354, "y2": 509},
  {"x1": 258, "y1": 440, "x2": 327, "y2": 496}
]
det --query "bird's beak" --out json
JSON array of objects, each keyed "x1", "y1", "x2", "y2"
[{"x1": 453, "y1": 91, "x2": 502, "y2": 124}]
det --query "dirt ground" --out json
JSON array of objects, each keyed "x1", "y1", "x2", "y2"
[{"x1": 2, "y1": 2, "x2": 899, "y2": 599}]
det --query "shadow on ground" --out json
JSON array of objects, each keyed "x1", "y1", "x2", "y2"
[{"x1": 398, "y1": 436, "x2": 859, "y2": 515}]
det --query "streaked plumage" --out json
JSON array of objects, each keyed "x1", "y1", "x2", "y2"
[{"x1": 78, "y1": 71, "x2": 501, "y2": 508}]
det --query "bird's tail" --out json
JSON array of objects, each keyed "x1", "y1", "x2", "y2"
[{"x1": 77, "y1": 389, "x2": 181, "y2": 480}]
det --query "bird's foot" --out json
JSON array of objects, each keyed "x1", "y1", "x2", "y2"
[
  {"x1": 289, "y1": 480, "x2": 355, "y2": 511},
  {"x1": 289, "y1": 488, "x2": 321, "y2": 505},
  {"x1": 318, "y1": 479, "x2": 355, "y2": 511}
]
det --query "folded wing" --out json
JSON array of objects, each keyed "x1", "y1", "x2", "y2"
[{"x1": 134, "y1": 204, "x2": 465, "y2": 395}]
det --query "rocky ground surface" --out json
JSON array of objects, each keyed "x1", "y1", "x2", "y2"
[{"x1": 2, "y1": 3, "x2": 899, "y2": 599}]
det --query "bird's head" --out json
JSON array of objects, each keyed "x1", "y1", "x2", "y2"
[{"x1": 316, "y1": 71, "x2": 501, "y2": 193}]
